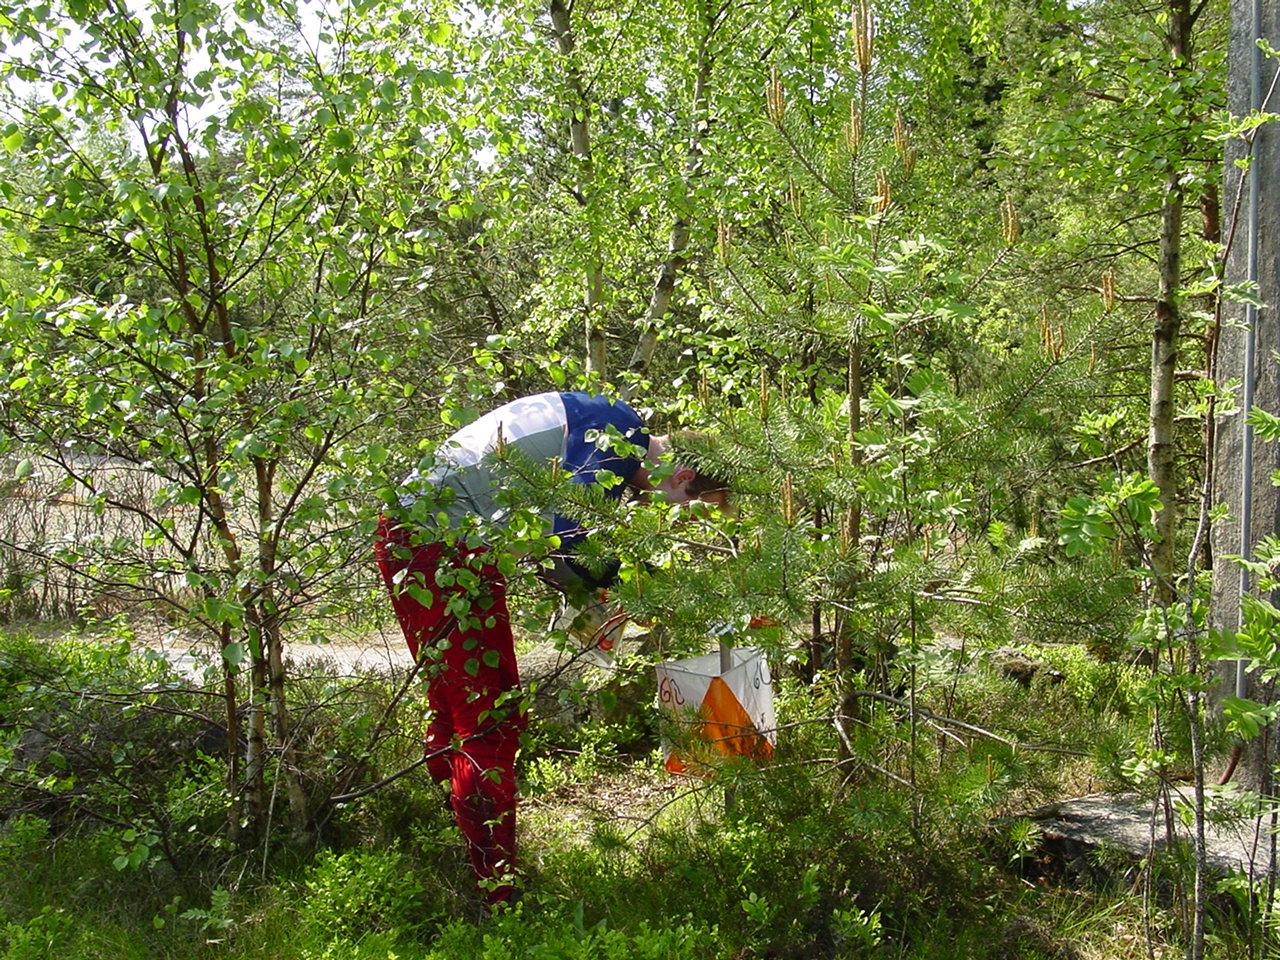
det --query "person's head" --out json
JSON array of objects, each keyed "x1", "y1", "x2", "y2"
[{"x1": 649, "y1": 430, "x2": 730, "y2": 510}]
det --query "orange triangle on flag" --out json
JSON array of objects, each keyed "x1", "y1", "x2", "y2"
[
  {"x1": 701, "y1": 676, "x2": 773, "y2": 762},
  {"x1": 665, "y1": 676, "x2": 774, "y2": 774}
]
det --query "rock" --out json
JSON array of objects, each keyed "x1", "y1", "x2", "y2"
[
  {"x1": 996, "y1": 657, "x2": 1064, "y2": 688},
  {"x1": 990, "y1": 647, "x2": 1065, "y2": 688},
  {"x1": 1022, "y1": 787, "x2": 1277, "y2": 880}
]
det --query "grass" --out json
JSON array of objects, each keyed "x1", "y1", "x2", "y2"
[{"x1": 0, "y1": 623, "x2": 1261, "y2": 960}]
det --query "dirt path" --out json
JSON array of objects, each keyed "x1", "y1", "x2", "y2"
[
  {"x1": 122, "y1": 620, "x2": 621, "y2": 685},
  {"x1": 112, "y1": 620, "x2": 415, "y2": 679}
]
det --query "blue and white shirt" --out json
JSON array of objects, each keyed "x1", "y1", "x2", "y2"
[{"x1": 398, "y1": 392, "x2": 650, "y2": 546}]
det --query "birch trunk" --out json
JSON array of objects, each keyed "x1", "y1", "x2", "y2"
[
  {"x1": 1148, "y1": 3, "x2": 1202, "y2": 955},
  {"x1": 1147, "y1": 0, "x2": 1190, "y2": 606},
  {"x1": 548, "y1": 0, "x2": 606, "y2": 375},
  {"x1": 218, "y1": 621, "x2": 243, "y2": 847},
  {"x1": 623, "y1": 217, "x2": 691, "y2": 394},
  {"x1": 623, "y1": 5, "x2": 718, "y2": 391},
  {"x1": 1148, "y1": 169, "x2": 1184, "y2": 607},
  {"x1": 256, "y1": 456, "x2": 310, "y2": 837}
]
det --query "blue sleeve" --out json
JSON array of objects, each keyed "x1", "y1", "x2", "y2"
[
  {"x1": 552, "y1": 393, "x2": 650, "y2": 549},
  {"x1": 558, "y1": 393, "x2": 650, "y2": 495}
]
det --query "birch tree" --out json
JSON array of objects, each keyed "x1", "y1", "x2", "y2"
[{"x1": 0, "y1": 0, "x2": 478, "y2": 842}]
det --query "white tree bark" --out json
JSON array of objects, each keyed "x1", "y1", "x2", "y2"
[
  {"x1": 548, "y1": 0, "x2": 607, "y2": 376},
  {"x1": 622, "y1": 10, "x2": 716, "y2": 393}
]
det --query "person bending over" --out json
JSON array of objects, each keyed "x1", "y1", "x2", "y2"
[{"x1": 374, "y1": 391, "x2": 726, "y2": 905}]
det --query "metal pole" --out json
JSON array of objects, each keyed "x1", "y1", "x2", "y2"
[{"x1": 719, "y1": 635, "x2": 736, "y2": 812}]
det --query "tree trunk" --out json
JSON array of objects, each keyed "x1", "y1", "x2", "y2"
[
  {"x1": 1148, "y1": 170, "x2": 1184, "y2": 606},
  {"x1": 244, "y1": 634, "x2": 269, "y2": 841},
  {"x1": 1148, "y1": 0, "x2": 1190, "y2": 607},
  {"x1": 264, "y1": 598, "x2": 310, "y2": 837},
  {"x1": 1211, "y1": 0, "x2": 1280, "y2": 795},
  {"x1": 548, "y1": 0, "x2": 607, "y2": 376},
  {"x1": 256, "y1": 456, "x2": 310, "y2": 838},
  {"x1": 1148, "y1": 5, "x2": 1206, "y2": 954},
  {"x1": 623, "y1": 217, "x2": 691, "y2": 393},
  {"x1": 623, "y1": 3, "x2": 717, "y2": 390},
  {"x1": 219, "y1": 621, "x2": 243, "y2": 848}
]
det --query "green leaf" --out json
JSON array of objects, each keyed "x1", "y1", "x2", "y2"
[
  {"x1": 1058, "y1": 495, "x2": 1115, "y2": 557},
  {"x1": 327, "y1": 127, "x2": 354, "y2": 150},
  {"x1": 1248, "y1": 407, "x2": 1280, "y2": 443},
  {"x1": 1222, "y1": 695, "x2": 1280, "y2": 739}
]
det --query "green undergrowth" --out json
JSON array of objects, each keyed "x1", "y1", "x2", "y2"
[{"x1": 0, "y1": 626, "x2": 1254, "y2": 959}]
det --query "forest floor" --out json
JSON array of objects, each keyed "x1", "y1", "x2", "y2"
[
  {"x1": 88, "y1": 619, "x2": 1278, "y2": 888},
  {"x1": 23, "y1": 619, "x2": 1268, "y2": 958}
]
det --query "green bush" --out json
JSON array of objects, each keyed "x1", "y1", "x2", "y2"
[
  {"x1": 424, "y1": 909, "x2": 719, "y2": 960},
  {"x1": 0, "y1": 625, "x2": 1251, "y2": 960},
  {"x1": 299, "y1": 847, "x2": 434, "y2": 943},
  {"x1": 0, "y1": 909, "x2": 73, "y2": 960},
  {"x1": 0, "y1": 631, "x2": 216, "y2": 871}
]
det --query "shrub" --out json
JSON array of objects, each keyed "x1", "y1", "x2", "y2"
[
  {"x1": 299, "y1": 847, "x2": 433, "y2": 943},
  {"x1": 0, "y1": 909, "x2": 74, "y2": 960},
  {"x1": 424, "y1": 909, "x2": 719, "y2": 960}
]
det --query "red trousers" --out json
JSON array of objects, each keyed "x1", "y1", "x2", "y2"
[{"x1": 375, "y1": 518, "x2": 526, "y2": 902}]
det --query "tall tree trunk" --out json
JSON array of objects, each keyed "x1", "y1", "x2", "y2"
[
  {"x1": 1212, "y1": 0, "x2": 1280, "y2": 809},
  {"x1": 1148, "y1": 0, "x2": 1190, "y2": 606},
  {"x1": 1149, "y1": 170, "x2": 1184, "y2": 606},
  {"x1": 1148, "y1": 5, "x2": 1203, "y2": 955},
  {"x1": 623, "y1": 3, "x2": 719, "y2": 391},
  {"x1": 548, "y1": 0, "x2": 606, "y2": 376}
]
